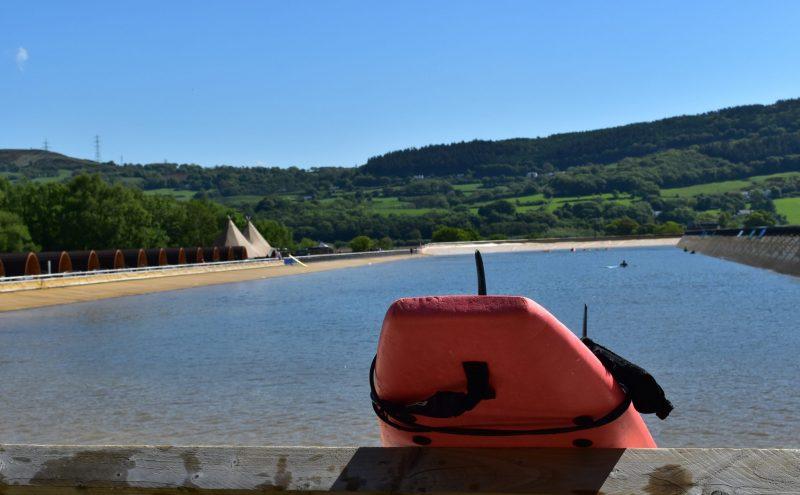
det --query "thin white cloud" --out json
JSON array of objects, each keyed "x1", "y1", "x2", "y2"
[{"x1": 16, "y1": 47, "x2": 28, "y2": 71}]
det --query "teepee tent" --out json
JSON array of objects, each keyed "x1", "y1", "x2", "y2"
[
  {"x1": 242, "y1": 219, "x2": 276, "y2": 258},
  {"x1": 214, "y1": 217, "x2": 257, "y2": 259}
]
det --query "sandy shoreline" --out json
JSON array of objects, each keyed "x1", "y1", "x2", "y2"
[
  {"x1": 420, "y1": 236, "x2": 679, "y2": 256},
  {"x1": 0, "y1": 254, "x2": 415, "y2": 313}
]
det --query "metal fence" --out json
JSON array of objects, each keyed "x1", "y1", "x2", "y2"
[
  {"x1": 294, "y1": 248, "x2": 413, "y2": 263},
  {"x1": 0, "y1": 257, "x2": 284, "y2": 284},
  {"x1": 0, "y1": 249, "x2": 416, "y2": 285},
  {"x1": 684, "y1": 225, "x2": 800, "y2": 237}
]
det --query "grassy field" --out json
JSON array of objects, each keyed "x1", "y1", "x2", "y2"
[
  {"x1": 775, "y1": 197, "x2": 800, "y2": 224},
  {"x1": 30, "y1": 169, "x2": 73, "y2": 183},
  {"x1": 464, "y1": 193, "x2": 633, "y2": 214},
  {"x1": 512, "y1": 193, "x2": 546, "y2": 203},
  {"x1": 367, "y1": 196, "x2": 406, "y2": 212},
  {"x1": 661, "y1": 171, "x2": 800, "y2": 197},
  {"x1": 453, "y1": 182, "x2": 482, "y2": 192},
  {"x1": 542, "y1": 193, "x2": 633, "y2": 212},
  {"x1": 143, "y1": 188, "x2": 196, "y2": 200},
  {"x1": 22, "y1": 168, "x2": 790, "y2": 221},
  {"x1": 367, "y1": 197, "x2": 445, "y2": 216},
  {"x1": 660, "y1": 179, "x2": 752, "y2": 197},
  {"x1": 750, "y1": 171, "x2": 800, "y2": 182}
]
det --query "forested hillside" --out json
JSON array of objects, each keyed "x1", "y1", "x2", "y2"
[
  {"x1": 3, "y1": 98, "x2": 800, "y2": 250},
  {"x1": 364, "y1": 98, "x2": 800, "y2": 177}
]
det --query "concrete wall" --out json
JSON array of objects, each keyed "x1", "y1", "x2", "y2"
[{"x1": 678, "y1": 232, "x2": 800, "y2": 277}]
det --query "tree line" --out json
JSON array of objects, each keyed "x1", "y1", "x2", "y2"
[
  {"x1": 1, "y1": 172, "x2": 784, "y2": 254},
  {"x1": 0, "y1": 175, "x2": 293, "y2": 253}
]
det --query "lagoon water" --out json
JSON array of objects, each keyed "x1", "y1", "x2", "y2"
[{"x1": 1, "y1": 247, "x2": 798, "y2": 447}]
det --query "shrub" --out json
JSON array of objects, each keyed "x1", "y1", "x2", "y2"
[
  {"x1": 0, "y1": 210, "x2": 38, "y2": 252},
  {"x1": 431, "y1": 226, "x2": 479, "y2": 242},
  {"x1": 604, "y1": 217, "x2": 640, "y2": 235},
  {"x1": 654, "y1": 221, "x2": 683, "y2": 234},
  {"x1": 349, "y1": 235, "x2": 374, "y2": 252}
]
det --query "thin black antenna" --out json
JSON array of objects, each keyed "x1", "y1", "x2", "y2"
[
  {"x1": 582, "y1": 304, "x2": 588, "y2": 339},
  {"x1": 94, "y1": 135, "x2": 101, "y2": 163},
  {"x1": 475, "y1": 250, "x2": 487, "y2": 295}
]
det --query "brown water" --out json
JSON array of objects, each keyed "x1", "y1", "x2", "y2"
[{"x1": 1, "y1": 247, "x2": 798, "y2": 446}]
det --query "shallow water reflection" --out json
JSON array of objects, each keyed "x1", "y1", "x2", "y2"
[{"x1": 1, "y1": 247, "x2": 798, "y2": 447}]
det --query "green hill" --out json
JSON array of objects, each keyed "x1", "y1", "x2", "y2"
[
  {"x1": 5, "y1": 98, "x2": 800, "y2": 197},
  {"x1": 3, "y1": 98, "x2": 800, "y2": 247},
  {"x1": 363, "y1": 99, "x2": 800, "y2": 177}
]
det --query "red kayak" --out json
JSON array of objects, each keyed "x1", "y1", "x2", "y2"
[{"x1": 370, "y1": 252, "x2": 671, "y2": 448}]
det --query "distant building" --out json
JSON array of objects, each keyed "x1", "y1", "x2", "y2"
[
  {"x1": 413, "y1": 174, "x2": 425, "y2": 179},
  {"x1": 738, "y1": 209, "x2": 752, "y2": 216},
  {"x1": 526, "y1": 171, "x2": 538, "y2": 179},
  {"x1": 308, "y1": 242, "x2": 334, "y2": 255}
]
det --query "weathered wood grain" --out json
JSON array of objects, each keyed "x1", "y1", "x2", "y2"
[{"x1": 1, "y1": 445, "x2": 798, "y2": 494}]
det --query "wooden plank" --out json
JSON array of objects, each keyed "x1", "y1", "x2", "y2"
[{"x1": 1, "y1": 445, "x2": 799, "y2": 493}]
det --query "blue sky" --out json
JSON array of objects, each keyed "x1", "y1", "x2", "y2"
[{"x1": 2, "y1": 1, "x2": 800, "y2": 168}]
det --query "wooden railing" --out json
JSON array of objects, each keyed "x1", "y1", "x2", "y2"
[{"x1": 0, "y1": 445, "x2": 797, "y2": 493}]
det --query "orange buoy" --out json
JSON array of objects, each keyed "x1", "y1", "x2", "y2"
[{"x1": 372, "y1": 295, "x2": 657, "y2": 448}]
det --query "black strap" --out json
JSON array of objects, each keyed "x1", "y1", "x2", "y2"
[
  {"x1": 370, "y1": 356, "x2": 631, "y2": 436},
  {"x1": 370, "y1": 358, "x2": 495, "y2": 422},
  {"x1": 582, "y1": 338, "x2": 673, "y2": 420}
]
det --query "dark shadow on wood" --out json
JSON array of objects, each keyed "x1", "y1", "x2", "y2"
[{"x1": 332, "y1": 447, "x2": 625, "y2": 493}]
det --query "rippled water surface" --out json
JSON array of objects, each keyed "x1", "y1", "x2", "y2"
[{"x1": 1, "y1": 247, "x2": 798, "y2": 447}]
